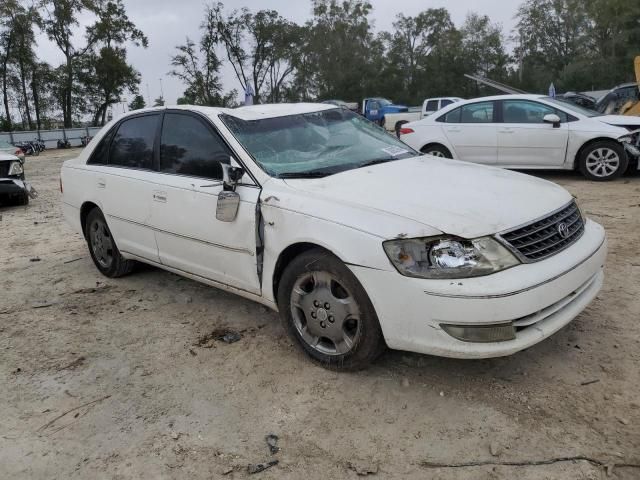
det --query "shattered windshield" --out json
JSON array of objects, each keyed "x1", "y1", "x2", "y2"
[{"x1": 221, "y1": 108, "x2": 417, "y2": 178}]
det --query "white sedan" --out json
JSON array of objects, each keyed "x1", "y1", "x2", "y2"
[
  {"x1": 61, "y1": 104, "x2": 606, "y2": 370},
  {"x1": 399, "y1": 94, "x2": 640, "y2": 181}
]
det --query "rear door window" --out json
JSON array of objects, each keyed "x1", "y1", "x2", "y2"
[
  {"x1": 159, "y1": 113, "x2": 231, "y2": 180},
  {"x1": 460, "y1": 101, "x2": 494, "y2": 123},
  {"x1": 109, "y1": 114, "x2": 159, "y2": 169}
]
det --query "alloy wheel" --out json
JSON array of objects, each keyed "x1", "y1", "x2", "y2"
[{"x1": 585, "y1": 148, "x2": 620, "y2": 178}]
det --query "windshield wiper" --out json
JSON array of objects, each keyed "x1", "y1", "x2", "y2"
[
  {"x1": 357, "y1": 157, "x2": 397, "y2": 168},
  {"x1": 278, "y1": 171, "x2": 331, "y2": 179}
]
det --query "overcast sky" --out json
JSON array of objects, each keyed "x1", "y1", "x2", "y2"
[{"x1": 35, "y1": 0, "x2": 520, "y2": 110}]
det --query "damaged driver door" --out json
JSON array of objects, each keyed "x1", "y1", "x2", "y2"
[{"x1": 148, "y1": 111, "x2": 261, "y2": 295}]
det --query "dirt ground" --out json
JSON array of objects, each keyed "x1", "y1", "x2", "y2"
[{"x1": 0, "y1": 149, "x2": 638, "y2": 480}]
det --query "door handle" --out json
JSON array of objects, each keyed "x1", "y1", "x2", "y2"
[
  {"x1": 97, "y1": 178, "x2": 106, "y2": 189},
  {"x1": 152, "y1": 190, "x2": 167, "y2": 203}
]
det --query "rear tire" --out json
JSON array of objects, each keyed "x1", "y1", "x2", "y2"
[
  {"x1": 85, "y1": 208, "x2": 135, "y2": 278},
  {"x1": 277, "y1": 248, "x2": 386, "y2": 370},
  {"x1": 421, "y1": 144, "x2": 452, "y2": 158},
  {"x1": 578, "y1": 140, "x2": 627, "y2": 181}
]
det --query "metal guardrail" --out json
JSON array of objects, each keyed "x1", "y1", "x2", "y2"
[{"x1": 0, "y1": 126, "x2": 103, "y2": 149}]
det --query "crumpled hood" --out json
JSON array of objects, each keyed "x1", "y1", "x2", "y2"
[
  {"x1": 283, "y1": 156, "x2": 572, "y2": 239},
  {"x1": 597, "y1": 115, "x2": 640, "y2": 130}
]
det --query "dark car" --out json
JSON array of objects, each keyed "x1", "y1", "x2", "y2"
[
  {"x1": 557, "y1": 92, "x2": 597, "y2": 110},
  {"x1": 595, "y1": 83, "x2": 640, "y2": 114},
  {"x1": 0, "y1": 153, "x2": 30, "y2": 205}
]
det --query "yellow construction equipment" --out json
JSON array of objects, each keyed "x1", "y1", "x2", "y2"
[{"x1": 620, "y1": 55, "x2": 640, "y2": 116}]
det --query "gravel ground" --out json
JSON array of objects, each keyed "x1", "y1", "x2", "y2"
[{"x1": 0, "y1": 149, "x2": 638, "y2": 479}]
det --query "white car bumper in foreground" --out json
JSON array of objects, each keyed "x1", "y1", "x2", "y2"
[{"x1": 350, "y1": 219, "x2": 606, "y2": 359}]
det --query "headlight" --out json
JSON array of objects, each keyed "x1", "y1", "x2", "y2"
[
  {"x1": 383, "y1": 236, "x2": 519, "y2": 279},
  {"x1": 8, "y1": 161, "x2": 23, "y2": 176}
]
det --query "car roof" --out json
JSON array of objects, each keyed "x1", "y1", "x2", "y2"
[{"x1": 116, "y1": 103, "x2": 337, "y2": 122}]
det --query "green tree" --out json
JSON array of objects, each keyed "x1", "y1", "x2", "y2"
[
  {"x1": 169, "y1": 36, "x2": 234, "y2": 106},
  {"x1": 80, "y1": 46, "x2": 140, "y2": 126},
  {"x1": 300, "y1": 0, "x2": 379, "y2": 101},
  {"x1": 207, "y1": 3, "x2": 298, "y2": 103},
  {"x1": 153, "y1": 96, "x2": 164, "y2": 107},
  {"x1": 461, "y1": 13, "x2": 509, "y2": 81},
  {"x1": 386, "y1": 9, "x2": 454, "y2": 99},
  {"x1": 514, "y1": 0, "x2": 590, "y2": 91},
  {"x1": 128, "y1": 94, "x2": 145, "y2": 110},
  {"x1": 43, "y1": 0, "x2": 146, "y2": 127},
  {"x1": 0, "y1": 0, "x2": 19, "y2": 130}
]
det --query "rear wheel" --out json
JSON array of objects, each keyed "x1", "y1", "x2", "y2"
[
  {"x1": 277, "y1": 249, "x2": 386, "y2": 370},
  {"x1": 85, "y1": 208, "x2": 134, "y2": 278},
  {"x1": 578, "y1": 141, "x2": 627, "y2": 181},
  {"x1": 421, "y1": 144, "x2": 452, "y2": 158}
]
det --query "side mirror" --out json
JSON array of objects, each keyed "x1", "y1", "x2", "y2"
[
  {"x1": 221, "y1": 159, "x2": 245, "y2": 192},
  {"x1": 216, "y1": 191, "x2": 240, "y2": 222},
  {"x1": 216, "y1": 157, "x2": 244, "y2": 222},
  {"x1": 543, "y1": 113, "x2": 561, "y2": 128}
]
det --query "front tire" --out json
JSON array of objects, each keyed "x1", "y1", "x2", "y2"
[
  {"x1": 85, "y1": 208, "x2": 134, "y2": 278},
  {"x1": 421, "y1": 144, "x2": 452, "y2": 158},
  {"x1": 578, "y1": 141, "x2": 627, "y2": 181},
  {"x1": 277, "y1": 249, "x2": 386, "y2": 370}
]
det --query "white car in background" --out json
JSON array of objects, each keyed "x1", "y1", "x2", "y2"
[
  {"x1": 61, "y1": 104, "x2": 606, "y2": 370},
  {"x1": 399, "y1": 94, "x2": 640, "y2": 181}
]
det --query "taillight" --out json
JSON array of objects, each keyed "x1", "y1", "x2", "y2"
[
  {"x1": 59, "y1": 177, "x2": 63, "y2": 194},
  {"x1": 399, "y1": 127, "x2": 414, "y2": 135}
]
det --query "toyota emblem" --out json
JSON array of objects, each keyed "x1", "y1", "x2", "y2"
[{"x1": 557, "y1": 222, "x2": 570, "y2": 239}]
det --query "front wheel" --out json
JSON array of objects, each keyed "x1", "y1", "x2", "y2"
[
  {"x1": 277, "y1": 249, "x2": 386, "y2": 370},
  {"x1": 578, "y1": 141, "x2": 627, "y2": 181}
]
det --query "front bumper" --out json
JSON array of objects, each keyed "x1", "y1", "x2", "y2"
[
  {"x1": 350, "y1": 219, "x2": 606, "y2": 359},
  {"x1": 0, "y1": 178, "x2": 28, "y2": 196}
]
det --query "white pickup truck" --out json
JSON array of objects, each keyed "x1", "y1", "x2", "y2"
[{"x1": 384, "y1": 97, "x2": 462, "y2": 135}]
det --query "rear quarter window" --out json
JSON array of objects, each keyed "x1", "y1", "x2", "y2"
[
  {"x1": 87, "y1": 128, "x2": 116, "y2": 165},
  {"x1": 437, "y1": 107, "x2": 461, "y2": 123}
]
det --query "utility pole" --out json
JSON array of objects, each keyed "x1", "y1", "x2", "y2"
[
  {"x1": 159, "y1": 78, "x2": 164, "y2": 102},
  {"x1": 146, "y1": 82, "x2": 151, "y2": 105}
]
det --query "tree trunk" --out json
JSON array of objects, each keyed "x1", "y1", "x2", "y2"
[
  {"x1": 30, "y1": 73, "x2": 41, "y2": 130},
  {"x1": 1, "y1": 36, "x2": 13, "y2": 131},
  {"x1": 64, "y1": 55, "x2": 73, "y2": 128},
  {"x1": 18, "y1": 58, "x2": 33, "y2": 129}
]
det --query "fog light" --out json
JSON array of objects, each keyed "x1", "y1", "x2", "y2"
[{"x1": 441, "y1": 323, "x2": 516, "y2": 343}]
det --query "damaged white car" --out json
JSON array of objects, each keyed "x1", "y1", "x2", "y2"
[
  {"x1": 399, "y1": 94, "x2": 640, "y2": 181},
  {"x1": 0, "y1": 152, "x2": 32, "y2": 205},
  {"x1": 61, "y1": 104, "x2": 606, "y2": 369}
]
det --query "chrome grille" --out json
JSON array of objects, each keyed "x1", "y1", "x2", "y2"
[{"x1": 499, "y1": 201, "x2": 584, "y2": 262}]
